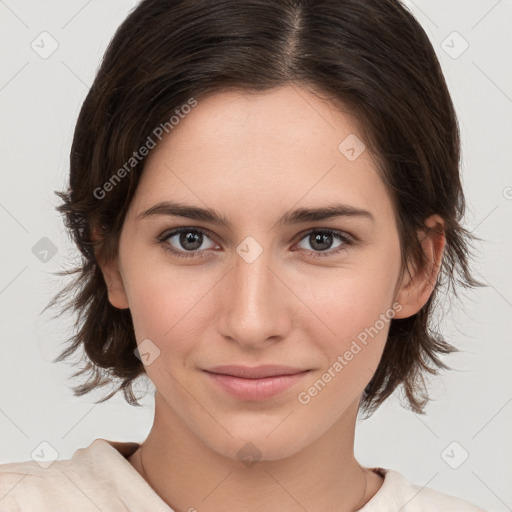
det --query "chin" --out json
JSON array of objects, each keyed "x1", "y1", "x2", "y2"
[{"x1": 198, "y1": 417, "x2": 318, "y2": 464}]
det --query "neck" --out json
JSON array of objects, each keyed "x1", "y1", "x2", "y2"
[{"x1": 129, "y1": 393, "x2": 383, "y2": 512}]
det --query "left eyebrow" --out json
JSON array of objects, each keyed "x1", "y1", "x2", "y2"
[
  {"x1": 278, "y1": 204, "x2": 374, "y2": 225},
  {"x1": 137, "y1": 201, "x2": 375, "y2": 227}
]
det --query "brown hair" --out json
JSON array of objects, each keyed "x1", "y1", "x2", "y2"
[{"x1": 52, "y1": 0, "x2": 483, "y2": 416}]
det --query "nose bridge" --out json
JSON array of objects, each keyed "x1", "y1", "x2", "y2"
[{"x1": 218, "y1": 243, "x2": 289, "y2": 346}]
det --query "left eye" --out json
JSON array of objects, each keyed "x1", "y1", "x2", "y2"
[
  {"x1": 158, "y1": 228, "x2": 353, "y2": 259},
  {"x1": 295, "y1": 229, "x2": 351, "y2": 256}
]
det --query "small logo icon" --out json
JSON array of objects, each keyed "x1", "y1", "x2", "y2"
[
  {"x1": 441, "y1": 441, "x2": 469, "y2": 469},
  {"x1": 338, "y1": 134, "x2": 366, "y2": 161},
  {"x1": 31, "y1": 31, "x2": 59, "y2": 59},
  {"x1": 441, "y1": 32, "x2": 469, "y2": 59},
  {"x1": 31, "y1": 441, "x2": 59, "y2": 469},
  {"x1": 236, "y1": 236, "x2": 263, "y2": 264},
  {"x1": 236, "y1": 442, "x2": 262, "y2": 468},
  {"x1": 31, "y1": 237, "x2": 58, "y2": 263},
  {"x1": 134, "y1": 338, "x2": 161, "y2": 365}
]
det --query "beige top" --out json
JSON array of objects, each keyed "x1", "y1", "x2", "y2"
[{"x1": 0, "y1": 438, "x2": 487, "y2": 511}]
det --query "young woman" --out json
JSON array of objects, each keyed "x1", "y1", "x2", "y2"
[{"x1": 0, "y1": 0, "x2": 487, "y2": 510}]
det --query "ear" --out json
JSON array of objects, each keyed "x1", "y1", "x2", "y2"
[
  {"x1": 91, "y1": 225, "x2": 130, "y2": 310},
  {"x1": 99, "y1": 259, "x2": 130, "y2": 310},
  {"x1": 393, "y1": 214, "x2": 445, "y2": 319}
]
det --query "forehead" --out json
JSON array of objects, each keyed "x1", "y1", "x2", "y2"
[
  {"x1": 132, "y1": 85, "x2": 395, "y2": 226},
  {"x1": 149, "y1": 85, "x2": 364, "y2": 169}
]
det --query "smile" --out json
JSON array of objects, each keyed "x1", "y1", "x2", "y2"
[{"x1": 203, "y1": 368, "x2": 311, "y2": 401}]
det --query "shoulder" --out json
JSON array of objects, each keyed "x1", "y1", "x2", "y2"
[
  {"x1": 0, "y1": 457, "x2": 93, "y2": 511},
  {"x1": 360, "y1": 468, "x2": 488, "y2": 512},
  {"x1": 0, "y1": 438, "x2": 150, "y2": 512}
]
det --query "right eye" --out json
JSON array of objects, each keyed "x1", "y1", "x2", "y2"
[{"x1": 158, "y1": 227, "x2": 219, "y2": 259}]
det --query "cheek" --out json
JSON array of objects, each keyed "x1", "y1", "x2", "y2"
[
  {"x1": 311, "y1": 263, "x2": 399, "y2": 342},
  {"x1": 120, "y1": 253, "x2": 216, "y2": 360},
  {"x1": 297, "y1": 289, "x2": 397, "y2": 412},
  {"x1": 122, "y1": 273, "x2": 169, "y2": 341},
  {"x1": 302, "y1": 251, "x2": 401, "y2": 387}
]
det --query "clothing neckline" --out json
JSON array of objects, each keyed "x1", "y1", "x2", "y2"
[
  {"x1": 85, "y1": 438, "x2": 174, "y2": 510},
  {"x1": 94, "y1": 438, "x2": 391, "y2": 511}
]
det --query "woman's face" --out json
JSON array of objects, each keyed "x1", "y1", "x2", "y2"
[{"x1": 107, "y1": 84, "x2": 417, "y2": 461}]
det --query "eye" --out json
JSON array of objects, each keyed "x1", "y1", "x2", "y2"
[
  {"x1": 158, "y1": 227, "x2": 354, "y2": 260},
  {"x1": 294, "y1": 229, "x2": 353, "y2": 257},
  {"x1": 158, "y1": 227, "x2": 218, "y2": 259}
]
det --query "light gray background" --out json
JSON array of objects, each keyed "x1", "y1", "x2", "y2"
[{"x1": 1, "y1": 1, "x2": 511, "y2": 511}]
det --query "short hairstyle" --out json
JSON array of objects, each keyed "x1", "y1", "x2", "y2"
[{"x1": 52, "y1": 0, "x2": 483, "y2": 416}]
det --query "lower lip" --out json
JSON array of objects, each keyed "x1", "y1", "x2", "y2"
[{"x1": 204, "y1": 371, "x2": 310, "y2": 401}]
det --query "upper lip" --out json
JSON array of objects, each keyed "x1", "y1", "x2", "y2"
[{"x1": 204, "y1": 365, "x2": 310, "y2": 379}]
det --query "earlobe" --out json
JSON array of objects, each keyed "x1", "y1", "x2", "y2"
[
  {"x1": 91, "y1": 224, "x2": 130, "y2": 310},
  {"x1": 101, "y1": 262, "x2": 130, "y2": 310},
  {"x1": 393, "y1": 215, "x2": 445, "y2": 319}
]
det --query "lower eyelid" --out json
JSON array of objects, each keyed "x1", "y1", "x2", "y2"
[
  {"x1": 158, "y1": 228, "x2": 354, "y2": 257},
  {"x1": 160, "y1": 229, "x2": 217, "y2": 251},
  {"x1": 294, "y1": 231, "x2": 353, "y2": 255}
]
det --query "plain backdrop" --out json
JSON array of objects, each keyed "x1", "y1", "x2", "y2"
[{"x1": 0, "y1": 1, "x2": 511, "y2": 511}]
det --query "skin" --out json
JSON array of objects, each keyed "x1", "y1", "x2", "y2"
[{"x1": 99, "y1": 84, "x2": 445, "y2": 512}]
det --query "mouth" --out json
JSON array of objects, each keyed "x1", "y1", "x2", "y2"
[{"x1": 202, "y1": 365, "x2": 311, "y2": 401}]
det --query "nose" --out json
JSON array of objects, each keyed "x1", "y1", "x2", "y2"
[{"x1": 216, "y1": 246, "x2": 292, "y2": 350}]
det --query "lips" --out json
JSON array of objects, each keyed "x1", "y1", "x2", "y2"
[
  {"x1": 202, "y1": 365, "x2": 311, "y2": 401},
  {"x1": 204, "y1": 364, "x2": 310, "y2": 379}
]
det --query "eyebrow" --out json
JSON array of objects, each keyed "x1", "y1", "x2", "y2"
[{"x1": 137, "y1": 201, "x2": 375, "y2": 227}]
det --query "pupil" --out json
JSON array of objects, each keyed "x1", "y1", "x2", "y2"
[
  {"x1": 181, "y1": 231, "x2": 201, "y2": 250},
  {"x1": 312, "y1": 233, "x2": 332, "y2": 251},
  {"x1": 177, "y1": 231, "x2": 333, "y2": 252}
]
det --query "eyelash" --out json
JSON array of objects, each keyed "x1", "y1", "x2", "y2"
[{"x1": 157, "y1": 227, "x2": 355, "y2": 260}]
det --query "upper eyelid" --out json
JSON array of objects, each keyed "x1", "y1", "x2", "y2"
[
  {"x1": 159, "y1": 226, "x2": 216, "y2": 242},
  {"x1": 159, "y1": 226, "x2": 354, "y2": 248}
]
